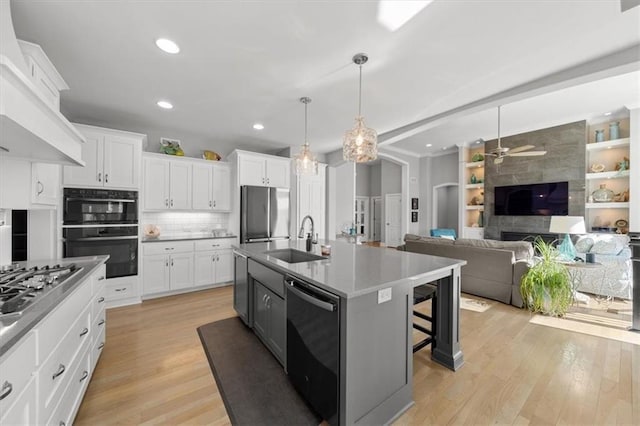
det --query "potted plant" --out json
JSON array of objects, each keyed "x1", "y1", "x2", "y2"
[{"x1": 520, "y1": 237, "x2": 572, "y2": 316}]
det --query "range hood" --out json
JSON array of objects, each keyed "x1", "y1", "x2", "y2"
[{"x1": 0, "y1": 1, "x2": 84, "y2": 166}]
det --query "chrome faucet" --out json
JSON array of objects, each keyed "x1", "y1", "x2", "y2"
[{"x1": 298, "y1": 215, "x2": 317, "y2": 251}]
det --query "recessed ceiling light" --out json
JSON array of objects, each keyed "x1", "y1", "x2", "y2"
[
  {"x1": 157, "y1": 100, "x2": 173, "y2": 109},
  {"x1": 425, "y1": 143, "x2": 432, "y2": 147},
  {"x1": 155, "y1": 38, "x2": 180, "y2": 54},
  {"x1": 604, "y1": 111, "x2": 612, "y2": 116},
  {"x1": 253, "y1": 123, "x2": 265, "y2": 130}
]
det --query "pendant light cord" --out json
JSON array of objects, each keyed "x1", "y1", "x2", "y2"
[
  {"x1": 358, "y1": 64, "x2": 363, "y2": 117},
  {"x1": 497, "y1": 105, "x2": 501, "y2": 147},
  {"x1": 304, "y1": 101, "x2": 308, "y2": 145}
]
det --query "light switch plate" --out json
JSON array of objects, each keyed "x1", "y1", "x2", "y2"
[{"x1": 378, "y1": 287, "x2": 392, "y2": 304}]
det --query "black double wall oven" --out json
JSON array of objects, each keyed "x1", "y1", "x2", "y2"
[{"x1": 63, "y1": 188, "x2": 138, "y2": 279}]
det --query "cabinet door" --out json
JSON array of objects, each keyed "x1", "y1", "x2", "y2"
[
  {"x1": 212, "y1": 165, "x2": 231, "y2": 211},
  {"x1": 169, "y1": 161, "x2": 192, "y2": 209},
  {"x1": 170, "y1": 253, "x2": 194, "y2": 290},
  {"x1": 31, "y1": 163, "x2": 60, "y2": 206},
  {"x1": 214, "y1": 250, "x2": 233, "y2": 284},
  {"x1": 0, "y1": 376, "x2": 37, "y2": 426},
  {"x1": 143, "y1": 158, "x2": 170, "y2": 210},
  {"x1": 63, "y1": 132, "x2": 103, "y2": 187},
  {"x1": 0, "y1": 158, "x2": 32, "y2": 209},
  {"x1": 142, "y1": 255, "x2": 169, "y2": 295},
  {"x1": 266, "y1": 159, "x2": 290, "y2": 188},
  {"x1": 194, "y1": 251, "x2": 215, "y2": 286},
  {"x1": 253, "y1": 282, "x2": 268, "y2": 340},
  {"x1": 239, "y1": 156, "x2": 266, "y2": 186},
  {"x1": 267, "y1": 292, "x2": 286, "y2": 364},
  {"x1": 103, "y1": 135, "x2": 140, "y2": 189},
  {"x1": 192, "y1": 163, "x2": 213, "y2": 210}
]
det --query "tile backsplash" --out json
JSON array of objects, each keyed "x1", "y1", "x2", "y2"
[{"x1": 142, "y1": 211, "x2": 230, "y2": 235}]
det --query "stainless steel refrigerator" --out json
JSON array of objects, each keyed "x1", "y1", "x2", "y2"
[{"x1": 240, "y1": 186, "x2": 290, "y2": 243}]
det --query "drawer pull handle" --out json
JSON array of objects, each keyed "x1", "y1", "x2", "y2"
[
  {"x1": 52, "y1": 364, "x2": 66, "y2": 380},
  {"x1": 105, "y1": 174, "x2": 109, "y2": 183},
  {"x1": 79, "y1": 371, "x2": 89, "y2": 382},
  {"x1": 98, "y1": 276, "x2": 105, "y2": 281},
  {"x1": 115, "y1": 287, "x2": 127, "y2": 292},
  {"x1": 0, "y1": 381, "x2": 12, "y2": 401},
  {"x1": 37, "y1": 180, "x2": 44, "y2": 195},
  {"x1": 60, "y1": 422, "x2": 66, "y2": 426},
  {"x1": 98, "y1": 319, "x2": 105, "y2": 326},
  {"x1": 98, "y1": 342, "x2": 105, "y2": 350},
  {"x1": 97, "y1": 297, "x2": 105, "y2": 303},
  {"x1": 97, "y1": 172, "x2": 102, "y2": 182},
  {"x1": 165, "y1": 247, "x2": 174, "y2": 250},
  {"x1": 80, "y1": 327, "x2": 89, "y2": 337}
]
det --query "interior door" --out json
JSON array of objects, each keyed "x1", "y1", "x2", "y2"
[
  {"x1": 385, "y1": 193, "x2": 402, "y2": 247},
  {"x1": 355, "y1": 196, "x2": 369, "y2": 239}
]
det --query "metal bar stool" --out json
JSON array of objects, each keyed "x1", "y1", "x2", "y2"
[{"x1": 413, "y1": 284, "x2": 437, "y2": 353}]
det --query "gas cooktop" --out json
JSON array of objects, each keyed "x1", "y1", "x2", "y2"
[{"x1": 0, "y1": 263, "x2": 82, "y2": 317}]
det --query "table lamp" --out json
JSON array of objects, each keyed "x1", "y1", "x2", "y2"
[{"x1": 549, "y1": 216, "x2": 586, "y2": 261}]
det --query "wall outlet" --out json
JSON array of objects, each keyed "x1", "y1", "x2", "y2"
[{"x1": 378, "y1": 287, "x2": 392, "y2": 304}]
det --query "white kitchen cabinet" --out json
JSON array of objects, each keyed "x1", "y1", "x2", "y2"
[
  {"x1": 143, "y1": 155, "x2": 192, "y2": 210},
  {"x1": 142, "y1": 241, "x2": 195, "y2": 295},
  {"x1": 295, "y1": 163, "x2": 326, "y2": 240},
  {"x1": 237, "y1": 152, "x2": 290, "y2": 188},
  {"x1": 192, "y1": 162, "x2": 231, "y2": 211},
  {"x1": 194, "y1": 249, "x2": 232, "y2": 286},
  {"x1": 30, "y1": 162, "x2": 60, "y2": 206},
  {"x1": 0, "y1": 376, "x2": 37, "y2": 426},
  {"x1": 0, "y1": 157, "x2": 60, "y2": 209},
  {"x1": 63, "y1": 124, "x2": 144, "y2": 189}
]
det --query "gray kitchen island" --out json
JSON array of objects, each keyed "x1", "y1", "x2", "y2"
[{"x1": 232, "y1": 239, "x2": 466, "y2": 425}]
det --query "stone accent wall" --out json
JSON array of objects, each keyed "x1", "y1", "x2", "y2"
[{"x1": 484, "y1": 121, "x2": 586, "y2": 240}]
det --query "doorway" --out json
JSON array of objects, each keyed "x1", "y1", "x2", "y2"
[
  {"x1": 432, "y1": 183, "x2": 459, "y2": 236},
  {"x1": 355, "y1": 196, "x2": 370, "y2": 240},
  {"x1": 385, "y1": 193, "x2": 402, "y2": 247}
]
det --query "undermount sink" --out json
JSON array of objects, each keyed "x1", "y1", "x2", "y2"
[{"x1": 264, "y1": 248, "x2": 326, "y2": 264}]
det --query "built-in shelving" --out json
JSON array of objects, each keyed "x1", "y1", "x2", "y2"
[
  {"x1": 465, "y1": 160, "x2": 484, "y2": 168},
  {"x1": 585, "y1": 170, "x2": 629, "y2": 180},
  {"x1": 465, "y1": 205, "x2": 485, "y2": 211},
  {"x1": 585, "y1": 202, "x2": 629, "y2": 209},
  {"x1": 459, "y1": 145, "x2": 485, "y2": 237},
  {"x1": 465, "y1": 183, "x2": 484, "y2": 189},
  {"x1": 585, "y1": 138, "x2": 630, "y2": 152}
]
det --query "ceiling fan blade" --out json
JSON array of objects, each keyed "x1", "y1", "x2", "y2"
[
  {"x1": 507, "y1": 151, "x2": 547, "y2": 157},
  {"x1": 484, "y1": 152, "x2": 498, "y2": 157},
  {"x1": 507, "y1": 145, "x2": 535, "y2": 154}
]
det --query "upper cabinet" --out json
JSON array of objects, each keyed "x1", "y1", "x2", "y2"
[
  {"x1": 143, "y1": 155, "x2": 192, "y2": 210},
  {"x1": 0, "y1": 158, "x2": 59, "y2": 209},
  {"x1": 63, "y1": 124, "x2": 144, "y2": 189},
  {"x1": 192, "y1": 162, "x2": 231, "y2": 211},
  {"x1": 236, "y1": 152, "x2": 290, "y2": 188}
]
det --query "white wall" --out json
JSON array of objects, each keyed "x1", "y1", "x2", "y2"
[
  {"x1": 328, "y1": 162, "x2": 355, "y2": 236},
  {"x1": 369, "y1": 163, "x2": 381, "y2": 196},
  {"x1": 419, "y1": 152, "x2": 459, "y2": 235},
  {"x1": 355, "y1": 164, "x2": 370, "y2": 196}
]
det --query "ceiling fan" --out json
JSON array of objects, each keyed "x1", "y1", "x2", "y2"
[{"x1": 485, "y1": 106, "x2": 547, "y2": 165}]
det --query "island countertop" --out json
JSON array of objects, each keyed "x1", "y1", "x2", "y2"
[{"x1": 233, "y1": 239, "x2": 466, "y2": 298}]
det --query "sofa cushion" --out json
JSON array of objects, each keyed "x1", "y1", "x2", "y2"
[
  {"x1": 404, "y1": 234, "x2": 454, "y2": 245},
  {"x1": 590, "y1": 239, "x2": 624, "y2": 255},
  {"x1": 454, "y1": 238, "x2": 533, "y2": 260},
  {"x1": 575, "y1": 236, "x2": 594, "y2": 253}
]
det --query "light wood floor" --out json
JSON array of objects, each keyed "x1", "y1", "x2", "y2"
[{"x1": 75, "y1": 286, "x2": 639, "y2": 425}]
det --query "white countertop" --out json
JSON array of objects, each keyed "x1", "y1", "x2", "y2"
[{"x1": 234, "y1": 239, "x2": 466, "y2": 298}]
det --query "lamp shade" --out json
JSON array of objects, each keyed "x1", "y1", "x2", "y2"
[{"x1": 549, "y1": 216, "x2": 586, "y2": 234}]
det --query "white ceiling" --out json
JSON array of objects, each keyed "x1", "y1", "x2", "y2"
[{"x1": 10, "y1": 0, "x2": 640, "y2": 158}]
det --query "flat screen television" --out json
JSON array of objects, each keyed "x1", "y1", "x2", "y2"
[{"x1": 494, "y1": 181, "x2": 569, "y2": 216}]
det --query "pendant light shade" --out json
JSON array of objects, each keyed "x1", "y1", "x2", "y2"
[
  {"x1": 294, "y1": 97, "x2": 318, "y2": 175},
  {"x1": 343, "y1": 53, "x2": 377, "y2": 163}
]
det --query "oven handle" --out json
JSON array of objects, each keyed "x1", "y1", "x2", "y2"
[
  {"x1": 286, "y1": 280, "x2": 337, "y2": 312},
  {"x1": 65, "y1": 236, "x2": 138, "y2": 242},
  {"x1": 65, "y1": 198, "x2": 136, "y2": 203}
]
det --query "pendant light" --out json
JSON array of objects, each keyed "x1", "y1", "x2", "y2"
[
  {"x1": 343, "y1": 53, "x2": 377, "y2": 163},
  {"x1": 293, "y1": 97, "x2": 318, "y2": 175}
]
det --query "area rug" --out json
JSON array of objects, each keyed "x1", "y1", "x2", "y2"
[
  {"x1": 460, "y1": 296, "x2": 493, "y2": 313},
  {"x1": 530, "y1": 314, "x2": 639, "y2": 346},
  {"x1": 197, "y1": 317, "x2": 321, "y2": 425}
]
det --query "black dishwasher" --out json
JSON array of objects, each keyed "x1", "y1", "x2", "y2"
[{"x1": 286, "y1": 276, "x2": 340, "y2": 425}]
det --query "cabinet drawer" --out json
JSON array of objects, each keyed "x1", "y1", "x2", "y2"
[
  {"x1": 91, "y1": 264, "x2": 107, "y2": 294},
  {"x1": 92, "y1": 281, "x2": 107, "y2": 320},
  {"x1": 0, "y1": 375, "x2": 37, "y2": 426},
  {"x1": 0, "y1": 332, "x2": 36, "y2": 415},
  {"x1": 46, "y1": 345, "x2": 92, "y2": 426},
  {"x1": 248, "y1": 259, "x2": 284, "y2": 297},
  {"x1": 194, "y1": 238, "x2": 234, "y2": 251},
  {"x1": 38, "y1": 281, "x2": 92, "y2": 364},
  {"x1": 105, "y1": 277, "x2": 138, "y2": 302},
  {"x1": 93, "y1": 308, "x2": 106, "y2": 343},
  {"x1": 91, "y1": 323, "x2": 106, "y2": 373},
  {"x1": 39, "y1": 305, "x2": 91, "y2": 421},
  {"x1": 143, "y1": 241, "x2": 193, "y2": 255}
]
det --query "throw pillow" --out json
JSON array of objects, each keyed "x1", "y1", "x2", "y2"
[
  {"x1": 590, "y1": 239, "x2": 623, "y2": 255},
  {"x1": 575, "y1": 236, "x2": 594, "y2": 253}
]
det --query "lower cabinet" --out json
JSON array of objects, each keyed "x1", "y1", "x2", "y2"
[
  {"x1": 142, "y1": 238, "x2": 234, "y2": 297},
  {"x1": 253, "y1": 281, "x2": 285, "y2": 365},
  {"x1": 0, "y1": 261, "x2": 107, "y2": 425}
]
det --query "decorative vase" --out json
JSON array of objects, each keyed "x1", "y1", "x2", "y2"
[
  {"x1": 609, "y1": 122, "x2": 620, "y2": 140},
  {"x1": 478, "y1": 211, "x2": 484, "y2": 227},
  {"x1": 595, "y1": 129, "x2": 605, "y2": 142},
  {"x1": 470, "y1": 173, "x2": 477, "y2": 184},
  {"x1": 592, "y1": 184, "x2": 614, "y2": 202}
]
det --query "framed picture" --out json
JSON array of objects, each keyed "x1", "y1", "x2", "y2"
[
  {"x1": 411, "y1": 198, "x2": 419, "y2": 210},
  {"x1": 411, "y1": 211, "x2": 418, "y2": 222}
]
